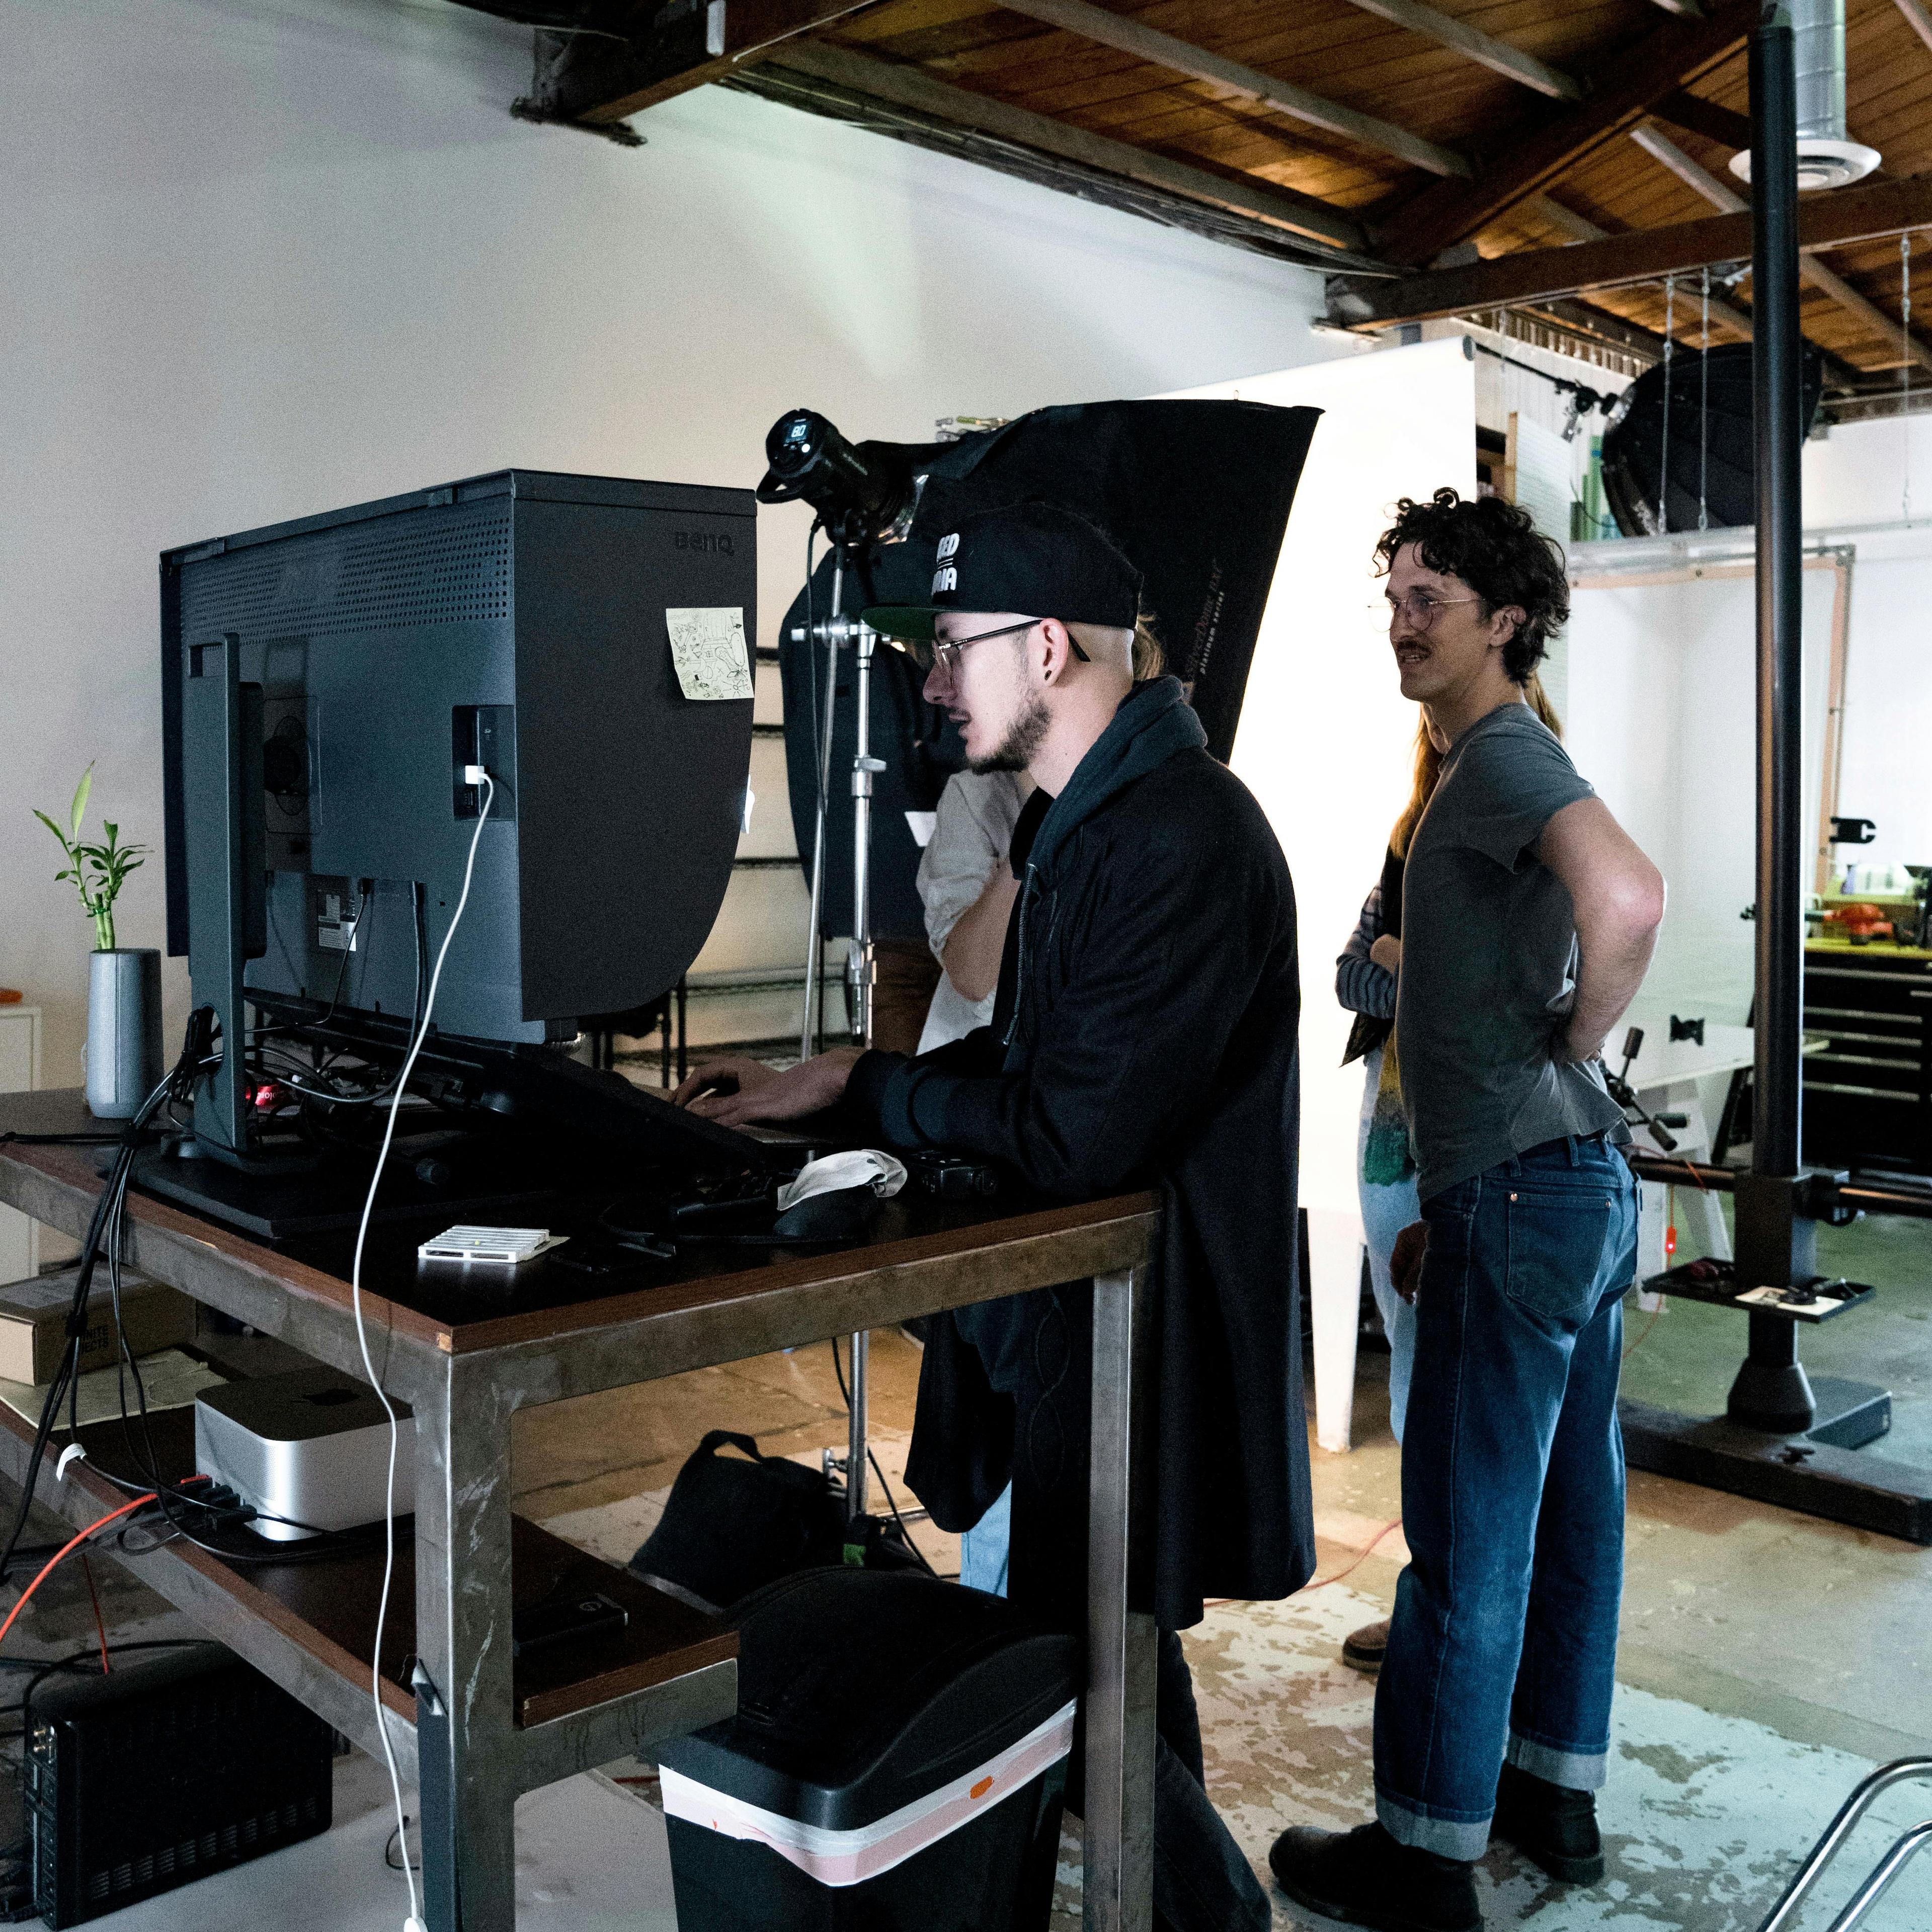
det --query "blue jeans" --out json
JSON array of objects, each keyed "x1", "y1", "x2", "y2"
[
  {"x1": 1374, "y1": 1135, "x2": 1638, "y2": 1861},
  {"x1": 959, "y1": 1481, "x2": 1011, "y2": 1595},
  {"x1": 1358, "y1": 1048, "x2": 1419, "y2": 1442}
]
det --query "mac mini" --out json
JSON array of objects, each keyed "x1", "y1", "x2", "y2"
[{"x1": 195, "y1": 1366, "x2": 415, "y2": 1542}]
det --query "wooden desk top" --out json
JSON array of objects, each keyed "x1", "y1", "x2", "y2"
[{"x1": 0, "y1": 1091, "x2": 1159, "y2": 1366}]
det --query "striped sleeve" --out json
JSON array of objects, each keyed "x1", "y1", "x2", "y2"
[{"x1": 1335, "y1": 881, "x2": 1397, "y2": 1019}]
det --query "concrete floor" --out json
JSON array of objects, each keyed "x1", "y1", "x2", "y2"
[{"x1": 2, "y1": 1210, "x2": 1927, "y2": 1929}]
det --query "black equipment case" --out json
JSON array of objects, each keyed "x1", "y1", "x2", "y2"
[{"x1": 26, "y1": 1642, "x2": 334, "y2": 1926}]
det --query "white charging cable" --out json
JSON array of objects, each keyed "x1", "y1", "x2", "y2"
[{"x1": 353, "y1": 767, "x2": 494, "y2": 1932}]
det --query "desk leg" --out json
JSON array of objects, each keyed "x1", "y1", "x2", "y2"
[
  {"x1": 413, "y1": 1357, "x2": 519, "y2": 1932},
  {"x1": 1085, "y1": 1266, "x2": 1156, "y2": 1932}
]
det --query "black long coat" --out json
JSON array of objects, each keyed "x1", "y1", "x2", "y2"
[{"x1": 845, "y1": 678, "x2": 1312, "y2": 1632}]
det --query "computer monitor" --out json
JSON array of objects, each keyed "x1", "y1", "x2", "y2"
[{"x1": 159, "y1": 469, "x2": 762, "y2": 1176}]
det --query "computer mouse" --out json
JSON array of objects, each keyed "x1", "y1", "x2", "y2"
[{"x1": 771, "y1": 1184, "x2": 880, "y2": 1242}]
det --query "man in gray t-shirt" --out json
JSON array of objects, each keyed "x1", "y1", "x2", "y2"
[
  {"x1": 1399, "y1": 704, "x2": 1629, "y2": 1202},
  {"x1": 1272, "y1": 491, "x2": 1663, "y2": 1932}
]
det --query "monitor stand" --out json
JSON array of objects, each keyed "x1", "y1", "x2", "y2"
[{"x1": 131, "y1": 1129, "x2": 566, "y2": 1243}]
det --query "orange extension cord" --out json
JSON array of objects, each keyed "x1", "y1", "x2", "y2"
[{"x1": 0, "y1": 1495, "x2": 156, "y2": 1657}]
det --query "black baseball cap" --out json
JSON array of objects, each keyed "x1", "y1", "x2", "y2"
[{"x1": 863, "y1": 500, "x2": 1143, "y2": 643}]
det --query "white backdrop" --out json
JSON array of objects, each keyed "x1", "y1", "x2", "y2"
[{"x1": 1171, "y1": 339, "x2": 1479, "y2": 1216}]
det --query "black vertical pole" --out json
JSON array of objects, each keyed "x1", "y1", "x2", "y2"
[
  {"x1": 1731, "y1": 3, "x2": 1817, "y2": 1432},
  {"x1": 1751, "y1": 5, "x2": 1805, "y2": 1184}
]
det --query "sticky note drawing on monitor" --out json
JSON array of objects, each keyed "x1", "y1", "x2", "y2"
[{"x1": 666, "y1": 607, "x2": 754, "y2": 701}]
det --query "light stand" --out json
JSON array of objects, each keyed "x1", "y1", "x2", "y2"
[
  {"x1": 797, "y1": 551, "x2": 844, "y2": 1064},
  {"x1": 760, "y1": 410, "x2": 919, "y2": 1536},
  {"x1": 788, "y1": 562, "x2": 885, "y2": 1526}
]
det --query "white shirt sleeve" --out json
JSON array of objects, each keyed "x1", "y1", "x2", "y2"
[{"x1": 915, "y1": 772, "x2": 1025, "y2": 961}]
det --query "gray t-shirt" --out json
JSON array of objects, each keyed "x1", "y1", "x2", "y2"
[{"x1": 1397, "y1": 703, "x2": 1627, "y2": 1201}]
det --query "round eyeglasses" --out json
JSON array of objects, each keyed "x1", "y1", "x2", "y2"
[{"x1": 1382, "y1": 588, "x2": 1479, "y2": 630}]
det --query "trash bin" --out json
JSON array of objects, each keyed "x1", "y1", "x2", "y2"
[{"x1": 659, "y1": 1568, "x2": 1080, "y2": 1932}]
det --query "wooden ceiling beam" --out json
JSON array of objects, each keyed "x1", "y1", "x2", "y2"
[
  {"x1": 505, "y1": 0, "x2": 880, "y2": 127},
  {"x1": 1629, "y1": 120, "x2": 1745, "y2": 211},
  {"x1": 760, "y1": 38, "x2": 1373, "y2": 251},
  {"x1": 1377, "y1": 0, "x2": 1756, "y2": 266},
  {"x1": 990, "y1": 0, "x2": 1470, "y2": 178},
  {"x1": 1802, "y1": 253, "x2": 1932, "y2": 374},
  {"x1": 1628, "y1": 124, "x2": 1932, "y2": 375},
  {"x1": 1894, "y1": 0, "x2": 1932, "y2": 58},
  {"x1": 1333, "y1": 0, "x2": 1580, "y2": 101},
  {"x1": 1331, "y1": 173, "x2": 1932, "y2": 326},
  {"x1": 1529, "y1": 193, "x2": 1611, "y2": 244},
  {"x1": 1651, "y1": 86, "x2": 1752, "y2": 152},
  {"x1": 1529, "y1": 190, "x2": 1757, "y2": 338}
]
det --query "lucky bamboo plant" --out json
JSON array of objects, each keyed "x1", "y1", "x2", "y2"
[{"x1": 35, "y1": 765, "x2": 149, "y2": 953}]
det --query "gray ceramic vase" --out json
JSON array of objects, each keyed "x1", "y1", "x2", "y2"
[{"x1": 86, "y1": 948, "x2": 163, "y2": 1120}]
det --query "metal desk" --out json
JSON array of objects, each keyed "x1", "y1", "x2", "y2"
[{"x1": 0, "y1": 1090, "x2": 1162, "y2": 1931}]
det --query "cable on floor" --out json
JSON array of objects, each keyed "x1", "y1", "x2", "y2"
[{"x1": 1300, "y1": 1516, "x2": 1404, "y2": 1593}]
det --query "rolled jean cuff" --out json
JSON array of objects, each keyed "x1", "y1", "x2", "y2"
[
  {"x1": 1507, "y1": 1732, "x2": 1608, "y2": 1792},
  {"x1": 1375, "y1": 1790, "x2": 1490, "y2": 1863}
]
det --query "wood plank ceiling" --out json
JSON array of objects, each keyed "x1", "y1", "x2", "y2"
[{"x1": 499, "y1": 0, "x2": 1932, "y2": 411}]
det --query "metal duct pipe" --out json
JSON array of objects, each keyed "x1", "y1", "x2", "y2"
[
  {"x1": 1793, "y1": 0, "x2": 1849, "y2": 142},
  {"x1": 1731, "y1": 0, "x2": 1879, "y2": 190}
]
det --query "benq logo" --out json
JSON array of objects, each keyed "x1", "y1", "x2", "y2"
[
  {"x1": 936, "y1": 532, "x2": 960, "y2": 559},
  {"x1": 675, "y1": 530, "x2": 735, "y2": 555},
  {"x1": 932, "y1": 566, "x2": 958, "y2": 594}
]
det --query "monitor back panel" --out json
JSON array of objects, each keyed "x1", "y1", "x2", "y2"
[{"x1": 162, "y1": 471, "x2": 756, "y2": 1042}]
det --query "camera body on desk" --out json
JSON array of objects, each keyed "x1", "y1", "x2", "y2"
[{"x1": 904, "y1": 1149, "x2": 1001, "y2": 1201}]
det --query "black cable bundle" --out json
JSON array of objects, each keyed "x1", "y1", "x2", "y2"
[
  {"x1": 0, "y1": 1019, "x2": 372, "y2": 1584},
  {"x1": 0, "y1": 1034, "x2": 200, "y2": 1588}
]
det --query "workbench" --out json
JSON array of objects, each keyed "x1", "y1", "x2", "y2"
[
  {"x1": 1801, "y1": 938, "x2": 1932, "y2": 1176},
  {"x1": 0, "y1": 1090, "x2": 1162, "y2": 1932}
]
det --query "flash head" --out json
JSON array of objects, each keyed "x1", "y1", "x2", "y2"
[{"x1": 757, "y1": 408, "x2": 914, "y2": 547}]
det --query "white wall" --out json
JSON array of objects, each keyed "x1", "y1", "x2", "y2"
[
  {"x1": 1171, "y1": 340, "x2": 1479, "y2": 1215},
  {"x1": 1564, "y1": 408, "x2": 1932, "y2": 1029},
  {"x1": 1803, "y1": 415, "x2": 1932, "y2": 872},
  {"x1": 1565, "y1": 566, "x2": 1838, "y2": 1023},
  {"x1": 0, "y1": 0, "x2": 1352, "y2": 1088}
]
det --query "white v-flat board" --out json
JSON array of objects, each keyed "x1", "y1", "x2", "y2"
[{"x1": 1168, "y1": 340, "x2": 1478, "y2": 1216}]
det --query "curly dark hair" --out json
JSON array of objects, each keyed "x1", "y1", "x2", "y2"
[{"x1": 1374, "y1": 488, "x2": 1570, "y2": 684}]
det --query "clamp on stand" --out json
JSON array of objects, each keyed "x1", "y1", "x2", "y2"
[{"x1": 1603, "y1": 1026, "x2": 1683, "y2": 1154}]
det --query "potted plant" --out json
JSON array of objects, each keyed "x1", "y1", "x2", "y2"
[{"x1": 35, "y1": 765, "x2": 161, "y2": 1119}]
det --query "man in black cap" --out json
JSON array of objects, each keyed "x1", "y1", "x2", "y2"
[{"x1": 675, "y1": 501, "x2": 1309, "y2": 1931}]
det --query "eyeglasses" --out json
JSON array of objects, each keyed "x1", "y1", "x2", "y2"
[
  {"x1": 1383, "y1": 588, "x2": 1479, "y2": 630},
  {"x1": 886, "y1": 618, "x2": 1089, "y2": 673}
]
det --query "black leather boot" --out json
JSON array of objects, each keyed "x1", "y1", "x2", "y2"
[
  {"x1": 1490, "y1": 1761, "x2": 1604, "y2": 1885},
  {"x1": 1268, "y1": 1820, "x2": 1481, "y2": 1932}
]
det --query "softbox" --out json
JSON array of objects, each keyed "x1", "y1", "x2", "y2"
[
  {"x1": 778, "y1": 398, "x2": 1320, "y2": 945},
  {"x1": 1601, "y1": 341, "x2": 1822, "y2": 536}
]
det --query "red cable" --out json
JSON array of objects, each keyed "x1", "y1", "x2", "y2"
[
  {"x1": 1623, "y1": 1306, "x2": 1665, "y2": 1362},
  {"x1": 1302, "y1": 1516, "x2": 1404, "y2": 1591},
  {"x1": 0, "y1": 1495, "x2": 155, "y2": 1656},
  {"x1": 1196, "y1": 1516, "x2": 1409, "y2": 1615},
  {"x1": 79, "y1": 1555, "x2": 110, "y2": 1674}
]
